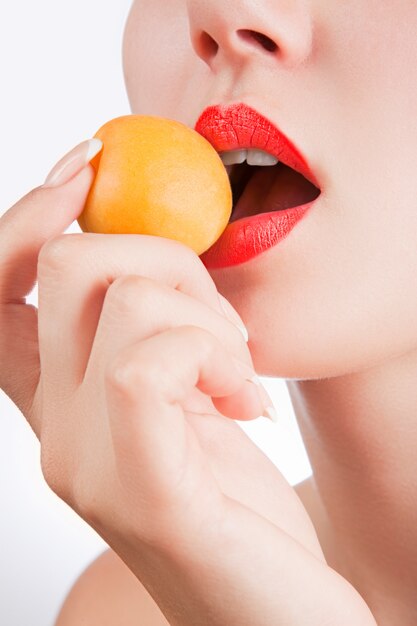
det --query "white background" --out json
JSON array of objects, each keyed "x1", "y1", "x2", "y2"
[{"x1": 0, "y1": 2, "x2": 312, "y2": 624}]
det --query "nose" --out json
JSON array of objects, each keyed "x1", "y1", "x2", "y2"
[{"x1": 186, "y1": 0, "x2": 313, "y2": 70}]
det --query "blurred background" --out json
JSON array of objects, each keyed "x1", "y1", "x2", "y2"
[{"x1": 0, "y1": 1, "x2": 312, "y2": 624}]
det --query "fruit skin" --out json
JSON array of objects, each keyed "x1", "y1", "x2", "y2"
[{"x1": 78, "y1": 115, "x2": 233, "y2": 255}]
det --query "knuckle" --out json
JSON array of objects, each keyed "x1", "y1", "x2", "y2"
[
  {"x1": 38, "y1": 234, "x2": 84, "y2": 273},
  {"x1": 105, "y1": 274, "x2": 156, "y2": 314},
  {"x1": 182, "y1": 324, "x2": 217, "y2": 357},
  {"x1": 105, "y1": 354, "x2": 138, "y2": 393},
  {"x1": 105, "y1": 347, "x2": 156, "y2": 395}
]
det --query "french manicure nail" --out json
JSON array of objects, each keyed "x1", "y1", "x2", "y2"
[
  {"x1": 262, "y1": 406, "x2": 279, "y2": 423},
  {"x1": 231, "y1": 356, "x2": 278, "y2": 422},
  {"x1": 43, "y1": 138, "x2": 103, "y2": 188},
  {"x1": 250, "y1": 376, "x2": 279, "y2": 423},
  {"x1": 218, "y1": 294, "x2": 249, "y2": 342}
]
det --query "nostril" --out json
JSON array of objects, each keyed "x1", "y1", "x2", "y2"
[
  {"x1": 196, "y1": 31, "x2": 219, "y2": 60},
  {"x1": 237, "y1": 29, "x2": 278, "y2": 53}
]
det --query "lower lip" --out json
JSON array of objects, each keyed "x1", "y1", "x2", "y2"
[{"x1": 199, "y1": 201, "x2": 316, "y2": 269}]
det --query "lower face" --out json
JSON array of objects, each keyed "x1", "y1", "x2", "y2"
[{"x1": 122, "y1": 0, "x2": 417, "y2": 379}]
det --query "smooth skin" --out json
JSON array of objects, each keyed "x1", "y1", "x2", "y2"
[
  {"x1": 0, "y1": 169, "x2": 375, "y2": 626},
  {"x1": 2, "y1": 0, "x2": 417, "y2": 624},
  {"x1": 124, "y1": 0, "x2": 417, "y2": 622}
]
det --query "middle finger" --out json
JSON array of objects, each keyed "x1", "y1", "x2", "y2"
[
  {"x1": 37, "y1": 233, "x2": 249, "y2": 392},
  {"x1": 83, "y1": 274, "x2": 254, "y2": 415}
]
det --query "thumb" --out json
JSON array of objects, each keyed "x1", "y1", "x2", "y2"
[
  {"x1": 0, "y1": 138, "x2": 101, "y2": 426},
  {"x1": 0, "y1": 138, "x2": 102, "y2": 303}
]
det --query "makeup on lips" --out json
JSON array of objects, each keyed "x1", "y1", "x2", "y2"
[{"x1": 195, "y1": 103, "x2": 321, "y2": 269}]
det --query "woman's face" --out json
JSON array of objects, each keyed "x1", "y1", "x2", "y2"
[{"x1": 122, "y1": 0, "x2": 417, "y2": 379}]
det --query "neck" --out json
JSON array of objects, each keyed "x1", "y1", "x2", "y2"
[{"x1": 286, "y1": 349, "x2": 417, "y2": 623}]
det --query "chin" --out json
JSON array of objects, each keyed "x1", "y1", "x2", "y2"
[{"x1": 235, "y1": 307, "x2": 392, "y2": 381}]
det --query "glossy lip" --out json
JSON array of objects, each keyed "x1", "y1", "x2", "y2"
[
  {"x1": 198, "y1": 202, "x2": 316, "y2": 269},
  {"x1": 194, "y1": 102, "x2": 321, "y2": 269},
  {"x1": 194, "y1": 102, "x2": 320, "y2": 188}
]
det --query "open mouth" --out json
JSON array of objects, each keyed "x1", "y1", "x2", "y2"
[{"x1": 227, "y1": 160, "x2": 321, "y2": 223}]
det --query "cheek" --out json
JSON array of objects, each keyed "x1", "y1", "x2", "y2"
[
  {"x1": 122, "y1": 0, "x2": 209, "y2": 123},
  {"x1": 122, "y1": 3, "x2": 181, "y2": 115}
]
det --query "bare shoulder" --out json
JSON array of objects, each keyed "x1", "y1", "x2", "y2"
[{"x1": 54, "y1": 548, "x2": 170, "y2": 626}]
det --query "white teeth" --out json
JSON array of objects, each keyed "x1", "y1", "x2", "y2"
[
  {"x1": 219, "y1": 149, "x2": 247, "y2": 165},
  {"x1": 246, "y1": 149, "x2": 279, "y2": 166},
  {"x1": 219, "y1": 148, "x2": 279, "y2": 167}
]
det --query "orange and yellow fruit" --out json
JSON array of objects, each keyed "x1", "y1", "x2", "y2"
[{"x1": 78, "y1": 115, "x2": 232, "y2": 255}]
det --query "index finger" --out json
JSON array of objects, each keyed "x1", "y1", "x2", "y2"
[{"x1": 37, "y1": 233, "x2": 248, "y2": 391}]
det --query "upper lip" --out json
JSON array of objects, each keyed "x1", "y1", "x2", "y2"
[{"x1": 194, "y1": 103, "x2": 320, "y2": 189}]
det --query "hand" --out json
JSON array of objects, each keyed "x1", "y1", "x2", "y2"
[
  {"x1": 0, "y1": 143, "x2": 315, "y2": 546},
  {"x1": 0, "y1": 146, "x2": 377, "y2": 626}
]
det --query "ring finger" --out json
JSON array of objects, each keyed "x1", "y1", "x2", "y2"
[{"x1": 84, "y1": 274, "x2": 258, "y2": 420}]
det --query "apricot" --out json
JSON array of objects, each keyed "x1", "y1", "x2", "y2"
[{"x1": 78, "y1": 115, "x2": 232, "y2": 255}]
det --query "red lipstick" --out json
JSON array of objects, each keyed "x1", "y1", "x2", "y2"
[{"x1": 194, "y1": 103, "x2": 321, "y2": 269}]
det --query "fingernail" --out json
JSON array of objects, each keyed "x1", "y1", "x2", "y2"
[
  {"x1": 261, "y1": 405, "x2": 279, "y2": 423},
  {"x1": 252, "y1": 378, "x2": 279, "y2": 423},
  {"x1": 43, "y1": 138, "x2": 103, "y2": 188},
  {"x1": 218, "y1": 294, "x2": 249, "y2": 342},
  {"x1": 231, "y1": 357, "x2": 278, "y2": 423}
]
